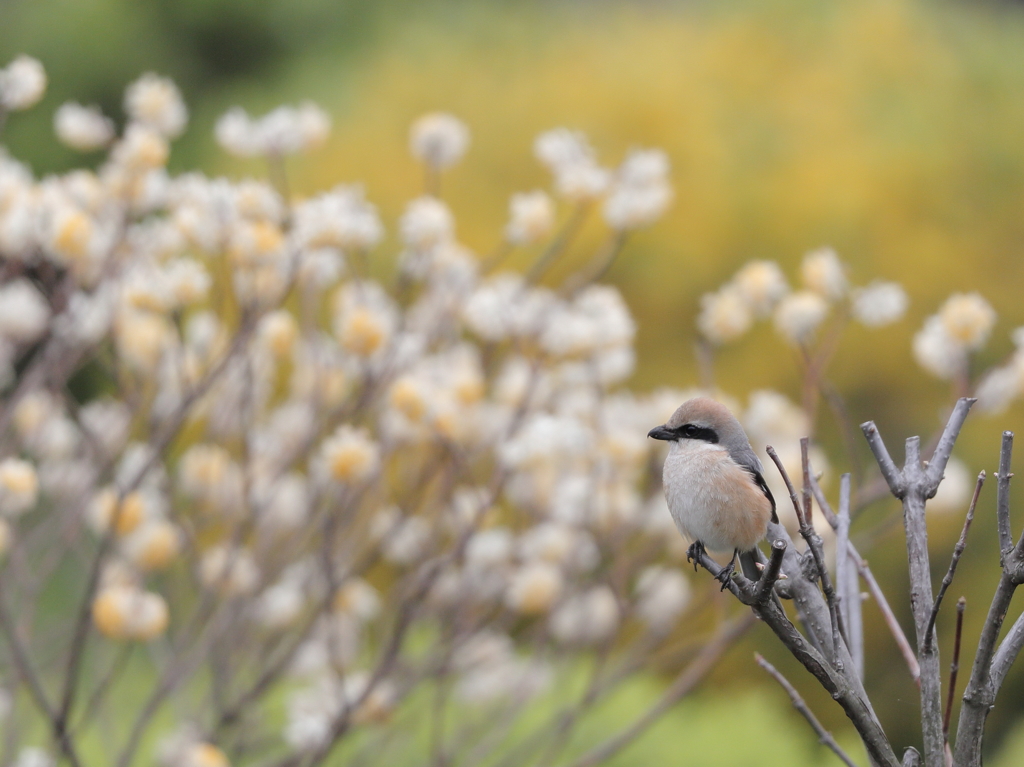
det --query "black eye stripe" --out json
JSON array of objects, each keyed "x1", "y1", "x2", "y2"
[{"x1": 675, "y1": 424, "x2": 719, "y2": 444}]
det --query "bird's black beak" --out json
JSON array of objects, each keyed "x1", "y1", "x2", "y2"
[{"x1": 647, "y1": 424, "x2": 675, "y2": 441}]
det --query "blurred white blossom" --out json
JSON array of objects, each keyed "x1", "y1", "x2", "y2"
[
  {"x1": 54, "y1": 102, "x2": 115, "y2": 151},
  {"x1": 0, "y1": 56, "x2": 46, "y2": 111},
  {"x1": 929, "y1": 458, "x2": 974, "y2": 515},
  {"x1": 125, "y1": 73, "x2": 188, "y2": 138},
  {"x1": 409, "y1": 112, "x2": 469, "y2": 169},
  {"x1": 774, "y1": 291, "x2": 829, "y2": 344},
  {"x1": 733, "y1": 260, "x2": 789, "y2": 317},
  {"x1": 698, "y1": 284, "x2": 753, "y2": 345},
  {"x1": 852, "y1": 281, "x2": 908, "y2": 327},
  {"x1": 939, "y1": 292, "x2": 996, "y2": 350},
  {"x1": 913, "y1": 293, "x2": 996, "y2": 381},
  {"x1": 506, "y1": 190, "x2": 554, "y2": 245},
  {"x1": 0, "y1": 279, "x2": 50, "y2": 344},
  {"x1": 216, "y1": 102, "x2": 330, "y2": 157},
  {"x1": 603, "y1": 148, "x2": 673, "y2": 230},
  {"x1": 550, "y1": 586, "x2": 619, "y2": 645},
  {"x1": 534, "y1": 128, "x2": 611, "y2": 202},
  {"x1": 801, "y1": 247, "x2": 847, "y2": 300}
]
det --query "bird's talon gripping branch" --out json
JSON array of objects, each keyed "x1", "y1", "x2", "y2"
[
  {"x1": 716, "y1": 555, "x2": 737, "y2": 591},
  {"x1": 686, "y1": 540, "x2": 707, "y2": 572}
]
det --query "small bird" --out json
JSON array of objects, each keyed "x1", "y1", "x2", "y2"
[{"x1": 648, "y1": 397, "x2": 777, "y2": 587}]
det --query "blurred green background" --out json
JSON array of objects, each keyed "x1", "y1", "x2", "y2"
[{"x1": 7, "y1": 0, "x2": 1024, "y2": 762}]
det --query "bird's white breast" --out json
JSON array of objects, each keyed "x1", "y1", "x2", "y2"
[{"x1": 662, "y1": 439, "x2": 771, "y2": 553}]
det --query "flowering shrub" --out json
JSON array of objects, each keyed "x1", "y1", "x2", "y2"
[{"x1": 0, "y1": 57, "x2": 705, "y2": 767}]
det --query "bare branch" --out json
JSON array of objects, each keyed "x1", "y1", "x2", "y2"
[
  {"x1": 955, "y1": 430, "x2": 1016, "y2": 767},
  {"x1": 525, "y1": 202, "x2": 591, "y2": 285},
  {"x1": 860, "y1": 421, "x2": 905, "y2": 498},
  {"x1": 0, "y1": 576, "x2": 82, "y2": 767},
  {"x1": 924, "y1": 398, "x2": 976, "y2": 494},
  {"x1": 997, "y1": 432, "x2": 1014, "y2": 558},
  {"x1": 902, "y1": 748, "x2": 921, "y2": 767},
  {"x1": 809, "y1": 472, "x2": 839, "y2": 527},
  {"x1": 924, "y1": 472, "x2": 984, "y2": 652},
  {"x1": 990, "y1": 607, "x2": 1024, "y2": 691},
  {"x1": 766, "y1": 445, "x2": 804, "y2": 522},
  {"x1": 888, "y1": 430, "x2": 945, "y2": 767},
  {"x1": 799, "y1": 439, "x2": 846, "y2": 669},
  {"x1": 753, "y1": 539, "x2": 787, "y2": 604},
  {"x1": 838, "y1": 474, "x2": 864, "y2": 680},
  {"x1": 943, "y1": 598, "x2": 965, "y2": 740},
  {"x1": 755, "y1": 653, "x2": 859, "y2": 767}
]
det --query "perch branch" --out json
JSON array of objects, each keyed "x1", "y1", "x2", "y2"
[
  {"x1": 753, "y1": 539, "x2": 788, "y2": 604},
  {"x1": 689, "y1": 547, "x2": 898, "y2": 766}
]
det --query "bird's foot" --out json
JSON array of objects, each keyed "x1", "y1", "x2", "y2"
[
  {"x1": 686, "y1": 540, "x2": 707, "y2": 572},
  {"x1": 715, "y1": 558, "x2": 736, "y2": 591}
]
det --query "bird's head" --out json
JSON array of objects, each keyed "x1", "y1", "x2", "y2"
[{"x1": 647, "y1": 396, "x2": 746, "y2": 447}]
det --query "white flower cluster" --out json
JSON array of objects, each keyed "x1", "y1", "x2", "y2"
[
  {"x1": 697, "y1": 248, "x2": 908, "y2": 346},
  {"x1": 913, "y1": 292, "x2": 996, "y2": 381},
  {"x1": 533, "y1": 128, "x2": 673, "y2": 229},
  {"x1": 216, "y1": 101, "x2": 331, "y2": 157},
  {"x1": 0, "y1": 64, "x2": 697, "y2": 766},
  {"x1": 0, "y1": 56, "x2": 46, "y2": 112}
]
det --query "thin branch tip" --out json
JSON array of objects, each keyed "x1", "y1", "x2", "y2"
[{"x1": 861, "y1": 420, "x2": 905, "y2": 497}]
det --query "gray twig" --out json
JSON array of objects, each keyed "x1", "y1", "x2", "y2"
[
  {"x1": 955, "y1": 428, "x2": 1024, "y2": 766},
  {"x1": 753, "y1": 539, "x2": 787, "y2": 604},
  {"x1": 996, "y1": 432, "x2": 1014, "y2": 559},
  {"x1": 767, "y1": 442, "x2": 846, "y2": 669},
  {"x1": 943, "y1": 598, "x2": 965, "y2": 741},
  {"x1": 838, "y1": 475, "x2": 864, "y2": 680},
  {"x1": 860, "y1": 421, "x2": 905, "y2": 498},
  {"x1": 924, "y1": 472, "x2": 984, "y2": 652},
  {"x1": 902, "y1": 748, "x2": 921, "y2": 767},
  {"x1": 924, "y1": 399, "x2": 977, "y2": 494},
  {"x1": 755, "y1": 653, "x2": 859, "y2": 767}
]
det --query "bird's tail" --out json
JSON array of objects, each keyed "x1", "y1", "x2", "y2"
[{"x1": 739, "y1": 549, "x2": 762, "y2": 581}]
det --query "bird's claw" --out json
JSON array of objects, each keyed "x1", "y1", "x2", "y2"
[
  {"x1": 686, "y1": 541, "x2": 707, "y2": 572},
  {"x1": 715, "y1": 560, "x2": 736, "y2": 591}
]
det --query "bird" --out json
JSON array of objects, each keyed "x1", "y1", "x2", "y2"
[{"x1": 647, "y1": 396, "x2": 777, "y2": 588}]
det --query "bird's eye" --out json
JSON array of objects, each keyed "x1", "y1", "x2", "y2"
[{"x1": 680, "y1": 424, "x2": 696, "y2": 436}]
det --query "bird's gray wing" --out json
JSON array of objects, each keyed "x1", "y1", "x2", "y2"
[{"x1": 734, "y1": 446, "x2": 778, "y2": 524}]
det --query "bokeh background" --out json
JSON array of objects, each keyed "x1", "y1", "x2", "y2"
[{"x1": 6, "y1": 0, "x2": 1024, "y2": 763}]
